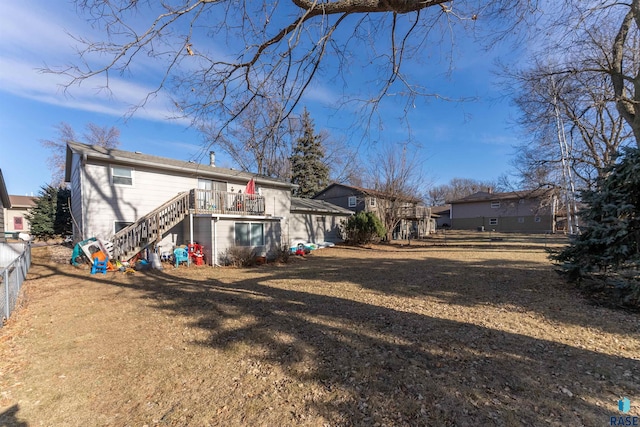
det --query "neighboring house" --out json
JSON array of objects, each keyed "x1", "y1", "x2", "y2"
[
  {"x1": 289, "y1": 197, "x2": 353, "y2": 244},
  {"x1": 64, "y1": 142, "x2": 348, "y2": 265},
  {"x1": 4, "y1": 195, "x2": 36, "y2": 236},
  {"x1": 313, "y1": 183, "x2": 434, "y2": 239},
  {"x1": 448, "y1": 189, "x2": 557, "y2": 233},
  {"x1": 0, "y1": 170, "x2": 10, "y2": 242},
  {"x1": 431, "y1": 205, "x2": 451, "y2": 229}
]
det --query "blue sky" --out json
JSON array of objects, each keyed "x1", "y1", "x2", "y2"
[{"x1": 0, "y1": 1, "x2": 525, "y2": 197}]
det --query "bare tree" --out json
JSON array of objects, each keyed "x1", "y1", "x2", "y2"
[
  {"x1": 526, "y1": 1, "x2": 640, "y2": 148},
  {"x1": 41, "y1": 122, "x2": 121, "y2": 186},
  {"x1": 366, "y1": 143, "x2": 424, "y2": 240},
  {"x1": 53, "y1": 0, "x2": 534, "y2": 140},
  {"x1": 204, "y1": 97, "x2": 294, "y2": 178},
  {"x1": 427, "y1": 177, "x2": 501, "y2": 205},
  {"x1": 508, "y1": 60, "x2": 633, "y2": 191}
]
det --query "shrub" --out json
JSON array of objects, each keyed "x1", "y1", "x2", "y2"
[
  {"x1": 340, "y1": 211, "x2": 386, "y2": 245},
  {"x1": 219, "y1": 247, "x2": 258, "y2": 267}
]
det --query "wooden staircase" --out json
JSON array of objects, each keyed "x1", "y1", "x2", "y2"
[{"x1": 110, "y1": 191, "x2": 191, "y2": 261}]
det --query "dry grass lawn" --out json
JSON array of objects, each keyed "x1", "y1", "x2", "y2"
[{"x1": 1, "y1": 234, "x2": 639, "y2": 426}]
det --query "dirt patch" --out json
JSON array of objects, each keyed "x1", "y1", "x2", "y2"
[{"x1": 1, "y1": 240, "x2": 639, "y2": 426}]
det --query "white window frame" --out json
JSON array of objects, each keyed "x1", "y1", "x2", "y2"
[
  {"x1": 369, "y1": 197, "x2": 377, "y2": 207},
  {"x1": 348, "y1": 196, "x2": 357, "y2": 208},
  {"x1": 235, "y1": 222, "x2": 265, "y2": 246},
  {"x1": 489, "y1": 218, "x2": 498, "y2": 226},
  {"x1": 111, "y1": 165, "x2": 134, "y2": 186},
  {"x1": 490, "y1": 201, "x2": 500, "y2": 208}
]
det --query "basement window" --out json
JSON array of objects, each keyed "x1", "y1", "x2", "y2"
[
  {"x1": 489, "y1": 218, "x2": 498, "y2": 226},
  {"x1": 235, "y1": 222, "x2": 264, "y2": 246}
]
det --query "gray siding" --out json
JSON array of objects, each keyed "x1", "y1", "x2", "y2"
[
  {"x1": 289, "y1": 212, "x2": 348, "y2": 244},
  {"x1": 451, "y1": 197, "x2": 555, "y2": 233},
  {"x1": 70, "y1": 153, "x2": 84, "y2": 240}
]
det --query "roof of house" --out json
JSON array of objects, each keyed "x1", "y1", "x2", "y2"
[
  {"x1": 314, "y1": 182, "x2": 422, "y2": 203},
  {"x1": 0, "y1": 169, "x2": 10, "y2": 208},
  {"x1": 448, "y1": 188, "x2": 555, "y2": 204},
  {"x1": 291, "y1": 197, "x2": 354, "y2": 215},
  {"x1": 430, "y1": 204, "x2": 451, "y2": 215},
  {"x1": 65, "y1": 142, "x2": 295, "y2": 189},
  {"x1": 8, "y1": 195, "x2": 36, "y2": 208}
]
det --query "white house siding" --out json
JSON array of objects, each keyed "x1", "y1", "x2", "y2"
[
  {"x1": 4, "y1": 207, "x2": 30, "y2": 234},
  {"x1": 81, "y1": 160, "x2": 197, "y2": 240}
]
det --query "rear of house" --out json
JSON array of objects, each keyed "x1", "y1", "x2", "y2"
[
  {"x1": 449, "y1": 189, "x2": 557, "y2": 233},
  {"x1": 65, "y1": 142, "x2": 294, "y2": 265}
]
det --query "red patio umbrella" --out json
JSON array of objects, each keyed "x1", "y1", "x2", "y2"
[{"x1": 245, "y1": 178, "x2": 256, "y2": 195}]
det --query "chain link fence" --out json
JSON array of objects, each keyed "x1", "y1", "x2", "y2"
[{"x1": 0, "y1": 242, "x2": 32, "y2": 327}]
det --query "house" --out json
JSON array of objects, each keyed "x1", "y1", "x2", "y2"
[
  {"x1": 313, "y1": 183, "x2": 434, "y2": 239},
  {"x1": 431, "y1": 205, "x2": 451, "y2": 229},
  {"x1": 448, "y1": 189, "x2": 557, "y2": 233},
  {"x1": 289, "y1": 197, "x2": 353, "y2": 244},
  {"x1": 4, "y1": 195, "x2": 36, "y2": 237},
  {"x1": 0, "y1": 170, "x2": 10, "y2": 242},
  {"x1": 64, "y1": 142, "x2": 349, "y2": 265}
]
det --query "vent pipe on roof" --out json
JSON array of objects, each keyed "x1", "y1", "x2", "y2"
[{"x1": 209, "y1": 151, "x2": 216, "y2": 167}]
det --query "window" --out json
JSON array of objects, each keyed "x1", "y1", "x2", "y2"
[
  {"x1": 534, "y1": 216, "x2": 541, "y2": 223},
  {"x1": 114, "y1": 221, "x2": 133, "y2": 233},
  {"x1": 348, "y1": 196, "x2": 357, "y2": 207},
  {"x1": 489, "y1": 218, "x2": 498, "y2": 225},
  {"x1": 111, "y1": 166, "x2": 133, "y2": 186},
  {"x1": 369, "y1": 197, "x2": 377, "y2": 207},
  {"x1": 235, "y1": 222, "x2": 264, "y2": 246},
  {"x1": 14, "y1": 217, "x2": 23, "y2": 230},
  {"x1": 519, "y1": 198, "x2": 525, "y2": 204},
  {"x1": 517, "y1": 217, "x2": 525, "y2": 223},
  {"x1": 490, "y1": 201, "x2": 500, "y2": 208}
]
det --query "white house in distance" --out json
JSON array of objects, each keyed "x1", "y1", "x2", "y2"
[
  {"x1": 64, "y1": 142, "x2": 351, "y2": 265},
  {"x1": 4, "y1": 195, "x2": 36, "y2": 237},
  {"x1": 0, "y1": 169, "x2": 10, "y2": 242}
]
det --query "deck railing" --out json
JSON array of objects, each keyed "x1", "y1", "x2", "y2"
[
  {"x1": 192, "y1": 189, "x2": 265, "y2": 215},
  {"x1": 110, "y1": 191, "x2": 191, "y2": 260},
  {"x1": 395, "y1": 205, "x2": 431, "y2": 219}
]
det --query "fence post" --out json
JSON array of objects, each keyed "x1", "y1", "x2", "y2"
[{"x1": 3, "y1": 268, "x2": 9, "y2": 322}]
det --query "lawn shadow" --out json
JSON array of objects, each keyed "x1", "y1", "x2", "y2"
[
  {"x1": 43, "y1": 255, "x2": 640, "y2": 426},
  {"x1": 0, "y1": 405, "x2": 28, "y2": 427}
]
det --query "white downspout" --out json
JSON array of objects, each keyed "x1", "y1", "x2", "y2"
[
  {"x1": 213, "y1": 217, "x2": 219, "y2": 267},
  {"x1": 189, "y1": 213, "x2": 194, "y2": 244}
]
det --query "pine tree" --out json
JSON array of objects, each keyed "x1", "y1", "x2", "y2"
[
  {"x1": 25, "y1": 185, "x2": 72, "y2": 240},
  {"x1": 552, "y1": 147, "x2": 640, "y2": 306},
  {"x1": 290, "y1": 109, "x2": 329, "y2": 198}
]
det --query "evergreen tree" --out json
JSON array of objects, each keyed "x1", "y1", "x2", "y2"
[
  {"x1": 340, "y1": 211, "x2": 386, "y2": 245},
  {"x1": 290, "y1": 109, "x2": 329, "y2": 198},
  {"x1": 25, "y1": 185, "x2": 72, "y2": 240},
  {"x1": 552, "y1": 147, "x2": 640, "y2": 306}
]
